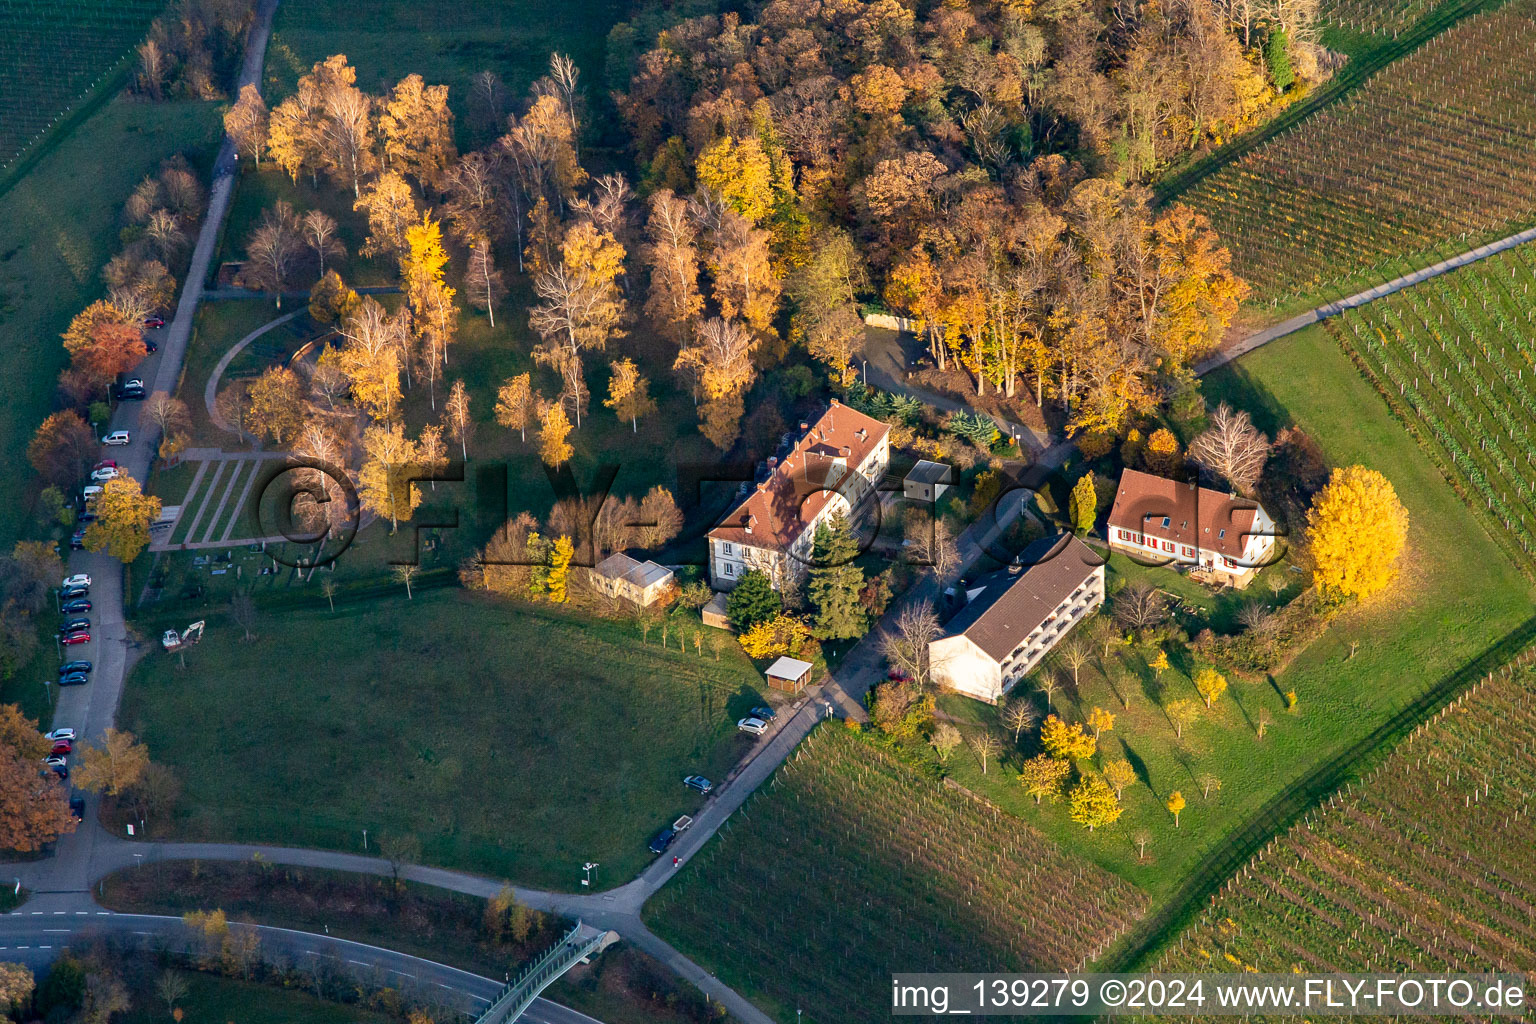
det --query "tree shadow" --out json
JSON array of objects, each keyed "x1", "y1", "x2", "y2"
[
  {"x1": 1227, "y1": 681, "x2": 1258, "y2": 735},
  {"x1": 1120, "y1": 740, "x2": 1156, "y2": 800}
]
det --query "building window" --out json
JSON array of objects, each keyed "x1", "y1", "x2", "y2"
[
  {"x1": 723, "y1": 563, "x2": 735, "y2": 577},
  {"x1": 723, "y1": 543, "x2": 733, "y2": 555},
  {"x1": 1161, "y1": 516, "x2": 1171, "y2": 528},
  {"x1": 1218, "y1": 528, "x2": 1226, "y2": 540},
  {"x1": 1182, "y1": 546, "x2": 1194, "y2": 557}
]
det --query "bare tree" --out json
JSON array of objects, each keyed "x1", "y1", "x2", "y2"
[
  {"x1": 321, "y1": 577, "x2": 337, "y2": 612},
  {"x1": 1133, "y1": 829, "x2": 1152, "y2": 861},
  {"x1": 969, "y1": 733, "x2": 1002, "y2": 774},
  {"x1": 379, "y1": 833, "x2": 422, "y2": 891},
  {"x1": 393, "y1": 563, "x2": 419, "y2": 599},
  {"x1": 877, "y1": 601, "x2": 941, "y2": 685},
  {"x1": 1059, "y1": 637, "x2": 1091, "y2": 687},
  {"x1": 905, "y1": 511, "x2": 961, "y2": 582},
  {"x1": 1237, "y1": 601, "x2": 1273, "y2": 634},
  {"x1": 230, "y1": 590, "x2": 258, "y2": 642},
  {"x1": 930, "y1": 722, "x2": 961, "y2": 763},
  {"x1": 1000, "y1": 698, "x2": 1038, "y2": 740},
  {"x1": 1034, "y1": 674, "x2": 1060, "y2": 709},
  {"x1": 1188, "y1": 402, "x2": 1269, "y2": 494},
  {"x1": 1115, "y1": 581, "x2": 1167, "y2": 632},
  {"x1": 241, "y1": 203, "x2": 303, "y2": 308},
  {"x1": 1199, "y1": 773, "x2": 1222, "y2": 800},
  {"x1": 301, "y1": 210, "x2": 345, "y2": 273},
  {"x1": 143, "y1": 393, "x2": 190, "y2": 438}
]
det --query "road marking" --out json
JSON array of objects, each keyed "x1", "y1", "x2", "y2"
[
  {"x1": 29, "y1": 912, "x2": 40, "y2": 915},
  {"x1": 96, "y1": 911, "x2": 109, "y2": 915},
  {"x1": 390, "y1": 970, "x2": 416, "y2": 979},
  {"x1": 76, "y1": 911, "x2": 88, "y2": 915},
  {"x1": 347, "y1": 959, "x2": 370, "y2": 967},
  {"x1": 44, "y1": 929, "x2": 70, "y2": 933},
  {"x1": 52, "y1": 911, "x2": 66, "y2": 915},
  {"x1": 469, "y1": 994, "x2": 490, "y2": 1003},
  {"x1": 133, "y1": 931, "x2": 153, "y2": 936}
]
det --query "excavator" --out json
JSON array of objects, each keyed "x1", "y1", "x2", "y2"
[{"x1": 161, "y1": 620, "x2": 205, "y2": 652}]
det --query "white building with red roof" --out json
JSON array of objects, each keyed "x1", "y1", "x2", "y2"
[
  {"x1": 708, "y1": 400, "x2": 890, "y2": 592},
  {"x1": 1106, "y1": 468, "x2": 1277, "y2": 588}
]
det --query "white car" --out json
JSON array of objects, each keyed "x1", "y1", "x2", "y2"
[
  {"x1": 90, "y1": 467, "x2": 120, "y2": 482},
  {"x1": 62, "y1": 574, "x2": 92, "y2": 589},
  {"x1": 737, "y1": 717, "x2": 769, "y2": 736},
  {"x1": 45, "y1": 728, "x2": 76, "y2": 742},
  {"x1": 101, "y1": 430, "x2": 130, "y2": 446}
]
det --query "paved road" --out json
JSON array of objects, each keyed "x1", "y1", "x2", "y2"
[
  {"x1": 0, "y1": 904, "x2": 600, "y2": 1024},
  {"x1": 1195, "y1": 224, "x2": 1536, "y2": 374}
]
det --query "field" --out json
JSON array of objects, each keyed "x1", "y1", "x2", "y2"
[
  {"x1": 0, "y1": 0, "x2": 163, "y2": 168},
  {"x1": 1328, "y1": 242, "x2": 1536, "y2": 575},
  {"x1": 117, "y1": 968, "x2": 387, "y2": 1024},
  {"x1": 646, "y1": 727, "x2": 1150, "y2": 1024},
  {"x1": 1180, "y1": 0, "x2": 1536, "y2": 306},
  {"x1": 0, "y1": 98, "x2": 220, "y2": 551},
  {"x1": 1319, "y1": 0, "x2": 1446, "y2": 34},
  {"x1": 1153, "y1": 657, "x2": 1536, "y2": 990},
  {"x1": 117, "y1": 587, "x2": 766, "y2": 888}
]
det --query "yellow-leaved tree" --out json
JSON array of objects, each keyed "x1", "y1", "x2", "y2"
[
  {"x1": 84, "y1": 476, "x2": 162, "y2": 563},
  {"x1": 539, "y1": 402, "x2": 574, "y2": 468},
  {"x1": 1068, "y1": 774, "x2": 1122, "y2": 831},
  {"x1": 359, "y1": 423, "x2": 422, "y2": 533},
  {"x1": 1306, "y1": 465, "x2": 1409, "y2": 600},
  {"x1": 1039, "y1": 714, "x2": 1097, "y2": 760},
  {"x1": 695, "y1": 135, "x2": 775, "y2": 224},
  {"x1": 738, "y1": 614, "x2": 810, "y2": 659}
]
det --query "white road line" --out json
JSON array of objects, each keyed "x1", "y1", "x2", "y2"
[
  {"x1": 390, "y1": 970, "x2": 416, "y2": 979},
  {"x1": 43, "y1": 929, "x2": 70, "y2": 933},
  {"x1": 347, "y1": 959, "x2": 370, "y2": 967}
]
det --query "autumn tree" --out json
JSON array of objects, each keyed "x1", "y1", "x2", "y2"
[
  {"x1": 311, "y1": 55, "x2": 375, "y2": 196},
  {"x1": 705, "y1": 209, "x2": 779, "y2": 333},
  {"x1": 787, "y1": 228, "x2": 868, "y2": 386},
  {"x1": 443, "y1": 379, "x2": 473, "y2": 459},
  {"x1": 289, "y1": 420, "x2": 354, "y2": 539},
  {"x1": 308, "y1": 268, "x2": 360, "y2": 325},
  {"x1": 1145, "y1": 428, "x2": 1182, "y2": 476},
  {"x1": 1307, "y1": 465, "x2": 1409, "y2": 600},
  {"x1": 84, "y1": 476, "x2": 162, "y2": 563},
  {"x1": 1018, "y1": 754, "x2": 1070, "y2": 804},
  {"x1": 378, "y1": 74, "x2": 457, "y2": 189},
  {"x1": 355, "y1": 172, "x2": 420, "y2": 263},
  {"x1": 538, "y1": 401, "x2": 574, "y2": 468},
  {"x1": 247, "y1": 366, "x2": 305, "y2": 446},
  {"x1": 528, "y1": 222, "x2": 627, "y2": 425},
  {"x1": 1166, "y1": 789, "x2": 1186, "y2": 827},
  {"x1": 1166, "y1": 698, "x2": 1202, "y2": 738},
  {"x1": 402, "y1": 213, "x2": 457, "y2": 407},
  {"x1": 1069, "y1": 775, "x2": 1122, "y2": 831},
  {"x1": 604, "y1": 358, "x2": 655, "y2": 432},
  {"x1": 74, "y1": 728, "x2": 151, "y2": 796},
  {"x1": 359, "y1": 423, "x2": 422, "y2": 532},
  {"x1": 1199, "y1": 772, "x2": 1223, "y2": 800},
  {"x1": 696, "y1": 135, "x2": 775, "y2": 224},
  {"x1": 1146, "y1": 204, "x2": 1248, "y2": 369},
  {"x1": 466, "y1": 235, "x2": 506, "y2": 327},
  {"x1": 1194, "y1": 667, "x2": 1228, "y2": 708},
  {"x1": 224, "y1": 84, "x2": 269, "y2": 166},
  {"x1": 1040, "y1": 714, "x2": 1096, "y2": 760},
  {"x1": 0, "y1": 744, "x2": 75, "y2": 852},
  {"x1": 0, "y1": 961, "x2": 34, "y2": 1010},
  {"x1": 930, "y1": 722, "x2": 962, "y2": 763},
  {"x1": 641, "y1": 189, "x2": 703, "y2": 343},
  {"x1": 27, "y1": 411, "x2": 97, "y2": 487},
  {"x1": 1086, "y1": 705, "x2": 1116, "y2": 739},
  {"x1": 495, "y1": 373, "x2": 535, "y2": 442},
  {"x1": 676, "y1": 318, "x2": 756, "y2": 448},
  {"x1": 546, "y1": 535, "x2": 575, "y2": 603},
  {"x1": 1189, "y1": 403, "x2": 1269, "y2": 493},
  {"x1": 335, "y1": 298, "x2": 405, "y2": 419},
  {"x1": 1104, "y1": 758, "x2": 1138, "y2": 799}
]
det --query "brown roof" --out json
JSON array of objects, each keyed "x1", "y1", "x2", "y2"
[
  {"x1": 1106, "y1": 469, "x2": 1263, "y2": 560},
  {"x1": 945, "y1": 534, "x2": 1102, "y2": 662},
  {"x1": 709, "y1": 400, "x2": 889, "y2": 550}
]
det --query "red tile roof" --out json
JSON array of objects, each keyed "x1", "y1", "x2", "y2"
[
  {"x1": 709, "y1": 401, "x2": 889, "y2": 550},
  {"x1": 1106, "y1": 468, "x2": 1262, "y2": 560}
]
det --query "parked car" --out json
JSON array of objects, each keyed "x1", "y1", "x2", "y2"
[
  {"x1": 59, "y1": 632, "x2": 90, "y2": 646},
  {"x1": 93, "y1": 460, "x2": 117, "y2": 472},
  {"x1": 90, "y1": 467, "x2": 120, "y2": 482},
  {"x1": 62, "y1": 574, "x2": 92, "y2": 589},
  {"x1": 750, "y1": 705, "x2": 776, "y2": 720},
  {"x1": 683, "y1": 775, "x2": 713, "y2": 794},
  {"x1": 50, "y1": 741, "x2": 72, "y2": 756},
  {"x1": 101, "y1": 431, "x2": 130, "y2": 446},
  {"x1": 57, "y1": 672, "x2": 90, "y2": 687},
  {"x1": 69, "y1": 795, "x2": 85, "y2": 819},
  {"x1": 61, "y1": 599, "x2": 91, "y2": 614},
  {"x1": 647, "y1": 827, "x2": 678, "y2": 854},
  {"x1": 737, "y1": 717, "x2": 769, "y2": 736},
  {"x1": 58, "y1": 661, "x2": 90, "y2": 677},
  {"x1": 115, "y1": 380, "x2": 146, "y2": 401},
  {"x1": 51, "y1": 764, "x2": 68, "y2": 780},
  {"x1": 45, "y1": 728, "x2": 76, "y2": 742},
  {"x1": 60, "y1": 617, "x2": 90, "y2": 634},
  {"x1": 43, "y1": 756, "x2": 66, "y2": 769},
  {"x1": 143, "y1": 316, "x2": 165, "y2": 328},
  {"x1": 59, "y1": 584, "x2": 89, "y2": 601},
  {"x1": 142, "y1": 338, "x2": 158, "y2": 354},
  {"x1": 69, "y1": 530, "x2": 86, "y2": 551}
]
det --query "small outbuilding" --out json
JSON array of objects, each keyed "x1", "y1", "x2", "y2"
[
  {"x1": 701, "y1": 592, "x2": 732, "y2": 631},
  {"x1": 904, "y1": 460, "x2": 953, "y2": 503},
  {"x1": 592, "y1": 552, "x2": 675, "y2": 607},
  {"x1": 764, "y1": 655, "x2": 815, "y2": 694}
]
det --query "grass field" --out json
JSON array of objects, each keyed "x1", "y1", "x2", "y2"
[
  {"x1": 118, "y1": 968, "x2": 388, "y2": 1024},
  {"x1": 0, "y1": 98, "x2": 221, "y2": 550},
  {"x1": 1179, "y1": 0, "x2": 1536, "y2": 308},
  {"x1": 646, "y1": 726, "x2": 1150, "y2": 1024},
  {"x1": 0, "y1": 0, "x2": 163, "y2": 166},
  {"x1": 1153, "y1": 658, "x2": 1536, "y2": 984},
  {"x1": 118, "y1": 588, "x2": 766, "y2": 888},
  {"x1": 1327, "y1": 241, "x2": 1536, "y2": 574}
]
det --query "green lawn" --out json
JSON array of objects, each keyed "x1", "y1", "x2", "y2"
[
  {"x1": 119, "y1": 969, "x2": 388, "y2": 1024},
  {"x1": 119, "y1": 588, "x2": 768, "y2": 888},
  {"x1": 910, "y1": 323, "x2": 1533, "y2": 905},
  {"x1": 0, "y1": 98, "x2": 221, "y2": 549}
]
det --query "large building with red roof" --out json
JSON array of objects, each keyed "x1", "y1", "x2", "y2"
[
  {"x1": 1106, "y1": 468, "x2": 1277, "y2": 588},
  {"x1": 708, "y1": 400, "x2": 890, "y2": 592}
]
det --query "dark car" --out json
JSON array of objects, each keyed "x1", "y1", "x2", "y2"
[
  {"x1": 648, "y1": 827, "x2": 678, "y2": 855},
  {"x1": 59, "y1": 660, "x2": 91, "y2": 675},
  {"x1": 69, "y1": 795, "x2": 85, "y2": 819},
  {"x1": 750, "y1": 705, "x2": 777, "y2": 720},
  {"x1": 116, "y1": 384, "x2": 146, "y2": 401},
  {"x1": 60, "y1": 617, "x2": 90, "y2": 634},
  {"x1": 143, "y1": 316, "x2": 165, "y2": 328},
  {"x1": 683, "y1": 775, "x2": 713, "y2": 794},
  {"x1": 51, "y1": 764, "x2": 68, "y2": 780},
  {"x1": 57, "y1": 672, "x2": 90, "y2": 687},
  {"x1": 142, "y1": 338, "x2": 159, "y2": 354},
  {"x1": 69, "y1": 530, "x2": 86, "y2": 550},
  {"x1": 61, "y1": 599, "x2": 91, "y2": 615},
  {"x1": 60, "y1": 584, "x2": 89, "y2": 600}
]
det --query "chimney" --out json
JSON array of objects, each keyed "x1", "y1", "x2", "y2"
[
  {"x1": 767, "y1": 456, "x2": 778, "y2": 470},
  {"x1": 830, "y1": 398, "x2": 839, "y2": 407},
  {"x1": 1007, "y1": 557, "x2": 1023, "y2": 575},
  {"x1": 799, "y1": 421, "x2": 809, "y2": 432},
  {"x1": 745, "y1": 514, "x2": 755, "y2": 536},
  {"x1": 840, "y1": 446, "x2": 850, "y2": 457}
]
